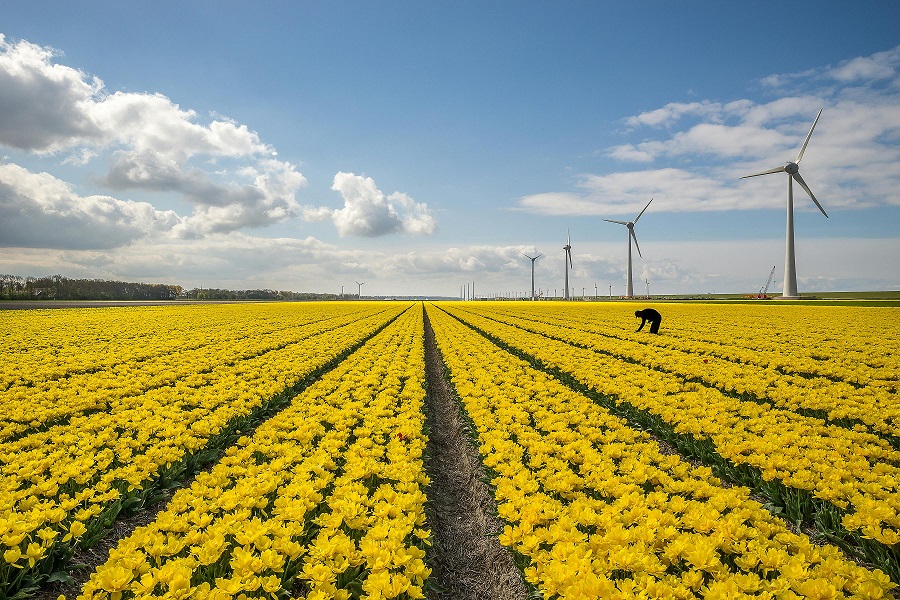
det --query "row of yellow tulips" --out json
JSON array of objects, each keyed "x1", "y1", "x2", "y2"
[
  {"x1": 426, "y1": 304, "x2": 895, "y2": 598},
  {"x1": 516, "y1": 302, "x2": 898, "y2": 388},
  {"x1": 0, "y1": 303, "x2": 407, "y2": 597},
  {"x1": 1, "y1": 304, "x2": 393, "y2": 441},
  {"x1": 656, "y1": 304, "x2": 898, "y2": 388},
  {"x1": 77, "y1": 305, "x2": 430, "y2": 600},
  {"x1": 441, "y1": 304, "x2": 900, "y2": 550},
  {"x1": 472, "y1": 303, "x2": 898, "y2": 438}
]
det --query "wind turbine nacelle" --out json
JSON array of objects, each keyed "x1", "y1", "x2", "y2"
[{"x1": 785, "y1": 162, "x2": 799, "y2": 174}]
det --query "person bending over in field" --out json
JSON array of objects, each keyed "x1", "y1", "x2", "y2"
[{"x1": 635, "y1": 308, "x2": 662, "y2": 334}]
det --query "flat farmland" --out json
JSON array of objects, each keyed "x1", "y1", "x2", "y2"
[{"x1": 1, "y1": 301, "x2": 898, "y2": 599}]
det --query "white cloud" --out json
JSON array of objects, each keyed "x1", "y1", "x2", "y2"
[
  {"x1": 607, "y1": 123, "x2": 787, "y2": 164},
  {"x1": 300, "y1": 205, "x2": 334, "y2": 221},
  {"x1": 623, "y1": 101, "x2": 724, "y2": 128},
  {"x1": 606, "y1": 145, "x2": 654, "y2": 163},
  {"x1": 518, "y1": 168, "x2": 752, "y2": 216},
  {"x1": 0, "y1": 35, "x2": 304, "y2": 237},
  {"x1": 826, "y1": 46, "x2": 900, "y2": 83},
  {"x1": 384, "y1": 245, "x2": 540, "y2": 275},
  {"x1": 0, "y1": 34, "x2": 104, "y2": 152},
  {"x1": 308, "y1": 172, "x2": 437, "y2": 237},
  {"x1": 91, "y1": 92, "x2": 269, "y2": 161},
  {"x1": 0, "y1": 162, "x2": 180, "y2": 249},
  {"x1": 61, "y1": 148, "x2": 98, "y2": 166},
  {"x1": 0, "y1": 36, "x2": 269, "y2": 160}
]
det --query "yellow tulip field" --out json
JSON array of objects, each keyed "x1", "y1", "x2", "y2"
[{"x1": 1, "y1": 301, "x2": 898, "y2": 599}]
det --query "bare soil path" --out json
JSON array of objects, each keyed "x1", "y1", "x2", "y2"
[{"x1": 422, "y1": 306, "x2": 528, "y2": 600}]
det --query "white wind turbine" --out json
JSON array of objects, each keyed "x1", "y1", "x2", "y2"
[
  {"x1": 604, "y1": 198, "x2": 652, "y2": 298},
  {"x1": 740, "y1": 109, "x2": 828, "y2": 299},
  {"x1": 563, "y1": 230, "x2": 573, "y2": 300},
  {"x1": 523, "y1": 252, "x2": 542, "y2": 301}
]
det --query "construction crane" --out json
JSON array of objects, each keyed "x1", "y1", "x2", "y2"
[{"x1": 758, "y1": 266, "x2": 776, "y2": 299}]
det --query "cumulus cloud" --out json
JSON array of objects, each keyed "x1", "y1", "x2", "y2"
[
  {"x1": 0, "y1": 34, "x2": 305, "y2": 237},
  {"x1": 0, "y1": 162, "x2": 180, "y2": 249},
  {"x1": 301, "y1": 172, "x2": 437, "y2": 237},
  {"x1": 91, "y1": 92, "x2": 269, "y2": 161},
  {"x1": 0, "y1": 36, "x2": 269, "y2": 160},
  {"x1": 518, "y1": 44, "x2": 900, "y2": 216},
  {"x1": 0, "y1": 35, "x2": 105, "y2": 152},
  {"x1": 100, "y1": 152, "x2": 307, "y2": 236}
]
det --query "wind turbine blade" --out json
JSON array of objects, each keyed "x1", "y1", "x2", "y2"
[
  {"x1": 792, "y1": 172, "x2": 828, "y2": 218},
  {"x1": 796, "y1": 108, "x2": 823, "y2": 164},
  {"x1": 603, "y1": 219, "x2": 630, "y2": 225},
  {"x1": 631, "y1": 229, "x2": 642, "y2": 258},
  {"x1": 633, "y1": 198, "x2": 653, "y2": 224},
  {"x1": 567, "y1": 228, "x2": 571, "y2": 245},
  {"x1": 740, "y1": 165, "x2": 786, "y2": 179}
]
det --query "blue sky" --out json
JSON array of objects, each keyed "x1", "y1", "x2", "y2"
[{"x1": 1, "y1": 2, "x2": 898, "y2": 296}]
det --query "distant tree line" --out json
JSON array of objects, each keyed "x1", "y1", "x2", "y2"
[
  {"x1": 0, "y1": 274, "x2": 346, "y2": 302},
  {"x1": 0, "y1": 274, "x2": 183, "y2": 301},
  {"x1": 181, "y1": 288, "x2": 338, "y2": 301}
]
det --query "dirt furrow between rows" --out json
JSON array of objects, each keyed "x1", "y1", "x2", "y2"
[{"x1": 422, "y1": 308, "x2": 528, "y2": 600}]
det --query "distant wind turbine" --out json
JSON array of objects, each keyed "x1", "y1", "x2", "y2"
[
  {"x1": 355, "y1": 281, "x2": 364, "y2": 299},
  {"x1": 604, "y1": 198, "x2": 652, "y2": 298},
  {"x1": 523, "y1": 252, "x2": 542, "y2": 301},
  {"x1": 563, "y1": 230, "x2": 573, "y2": 300},
  {"x1": 740, "y1": 109, "x2": 828, "y2": 299}
]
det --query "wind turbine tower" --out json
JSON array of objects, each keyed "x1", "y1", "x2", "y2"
[
  {"x1": 740, "y1": 109, "x2": 828, "y2": 299},
  {"x1": 523, "y1": 253, "x2": 543, "y2": 301},
  {"x1": 604, "y1": 198, "x2": 652, "y2": 298},
  {"x1": 563, "y1": 230, "x2": 573, "y2": 300}
]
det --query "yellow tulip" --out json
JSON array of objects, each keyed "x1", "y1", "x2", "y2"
[
  {"x1": 25, "y1": 541, "x2": 46, "y2": 567},
  {"x1": 3, "y1": 546, "x2": 22, "y2": 567},
  {"x1": 94, "y1": 564, "x2": 133, "y2": 599}
]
